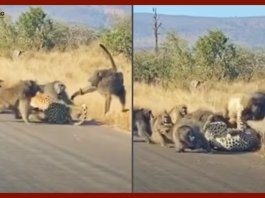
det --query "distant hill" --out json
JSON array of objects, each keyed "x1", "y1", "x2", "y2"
[
  {"x1": 134, "y1": 13, "x2": 265, "y2": 50},
  {"x1": 0, "y1": 5, "x2": 131, "y2": 28}
]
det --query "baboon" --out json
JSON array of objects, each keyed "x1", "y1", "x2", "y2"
[
  {"x1": 0, "y1": 80, "x2": 41, "y2": 124},
  {"x1": 12, "y1": 50, "x2": 23, "y2": 60},
  {"x1": 166, "y1": 119, "x2": 211, "y2": 153},
  {"x1": 70, "y1": 44, "x2": 127, "y2": 114},
  {"x1": 224, "y1": 93, "x2": 265, "y2": 125},
  {"x1": 150, "y1": 110, "x2": 174, "y2": 147},
  {"x1": 39, "y1": 81, "x2": 73, "y2": 105},
  {"x1": 15, "y1": 80, "x2": 74, "y2": 118},
  {"x1": 190, "y1": 80, "x2": 204, "y2": 89},
  {"x1": 133, "y1": 108, "x2": 154, "y2": 144},
  {"x1": 29, "y1": 92, "x2": 87, "y2": 126},
  {"x1": 185, "y1": 109, "x2": 232, "y2": 127},
  {"x1": 168, "y1": 104, "x2": 188, "y2": 124},
  {"x1": 249, "y1": 91, "x2": 265, "y2": 120}
]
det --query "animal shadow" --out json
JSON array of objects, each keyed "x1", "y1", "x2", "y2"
[
  {"x1": 133, "y1": 139, "x2": 147, "y2": 143},
  {"x1": 180, "y1": 149, "x2": 256, "y2": 155},
  {"x1": 13, "y1": 118, "x2": 104, "y2": 127},
  {"x1": 0, "y1": 110, "x2": 13, "y2": 115},
  {"x1": 210, "y1": 150, "x2": 258, "y2": 155},
  {"x1": 80, "y1": 119, "x2": 103, "y2": 126}
]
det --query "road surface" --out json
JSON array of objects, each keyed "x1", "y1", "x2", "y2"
[
  {"x1": 0, "y1": 114, "x2": 131, "y2": 193},
  {"x1": 133, "y1": 135, "x2": 265, "y2": 193}
]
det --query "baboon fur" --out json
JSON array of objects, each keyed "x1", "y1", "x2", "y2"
[
  {"x1": 166, "y1": 119, "x2": 211, "y2": 153},
  {"x1": 168, "y1": 104, "x2": 188, "y2": 124},
  {"x1": 224, "y1": 93, "x2": 265, "y2": 125},
  {"x1": 70, "y1": 44, "x2": 127, "y2": 114},
  {"x1": 133, "y1": 108, "x2": 154, "y2": 144},
  {"x1": 249, "y1": 91, "x2": 265, "y2": 120},
  {"x1": 190, "y1": 80, "x2": 204, "y2": 89},
  {"x1": 189, "y1": 80, "x2": 206, "y2": 92},
  {"x1": 0, "y1": 80, "x2": 41, "y2": 124},
  {"x1": 39, "y1": 81, "x2": 73, "y2": 105},
  {"x1": 151, "y1": 110, "x2": 174, "y2": 147},
  {"x1": 184, "y1": 109, "x2": 233, "y2": 128}
]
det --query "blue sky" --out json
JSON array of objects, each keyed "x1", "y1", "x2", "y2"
[{"x1": 133, "y1": 6, "x2": 265, "y2": 17}]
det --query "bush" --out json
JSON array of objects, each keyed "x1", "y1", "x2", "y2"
[
  {"x1": 0, "y1": 7, "x2": 129, "y2": 57},
  {"x1": 134, "y1": 29, "x2": 265, "y2": 86},
  {"x1": 101, "y1": 14, "x2": 132, "y2": 60}
]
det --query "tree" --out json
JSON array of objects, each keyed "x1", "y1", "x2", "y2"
[
  {"x1": 234, "y1": 47, "x2": 265, "y2": 81},
  {"x1": 0, "y1": 11, "x2": 16, "y2": 52},
  {"x1": 152, "y1": 8, "x2": 162, "y2": 54},
  {"x1": 16, "y1": 7, "x2": 54, "y2": 50},
  {"x1": 162, "y1": 30, "x2": 194, "y2": 71},
  {"x1": 101, "y1": 14, "x2": 132, "y2": 60},
  {"x1": 194, "y1": 29, "x2": 237, "y2": 80}
]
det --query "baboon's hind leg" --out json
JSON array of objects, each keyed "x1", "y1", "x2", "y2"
[
  {"x1": 175, "y1": 143, "x2": 186, "y2": 153},
  {"x1": 136, "y1": 122, "x2": 154, "y2": 144},
  {"x1": 12, "y1": 101, "x2": 22, "y2": 119},
  {"x1": 71, "y1": 86, "x2": 97, "y2": 100},
  {"x1": 105, "y1": 94, "x2": 112, "y2": 114},
  {"x1": 117, "y1": 88, "x2": 128, "y2": 113},
  {"x1": 173, "y1": 132, "x2": 187, "y2": 152},
  {"x1": 18, "y1": 100, "x2": 32, "y2": 125},
  {"x1": 151, "y1": 132, "x2": 166, "y2": 147},
  {"x1": 13, "y1": 107, "x2": 22, "y2": 119}
]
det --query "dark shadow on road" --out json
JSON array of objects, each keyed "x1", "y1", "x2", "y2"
[
  {"x1": 134, "y1": 140, "x2": 257, "y2": 155},
  {"x1": 5, "y1": 118, "x2": 104, "y2": 127},
  {"x1": 0, "y1": 110, "x2": 13, "y2": 115}
]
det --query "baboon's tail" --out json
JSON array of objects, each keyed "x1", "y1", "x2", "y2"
[
  {"x1": 74, "y1": 104, "x2": 88, "y2": 126},
  {"x1": 99, "y1": 44, "x2": 117, "y2": 71}
]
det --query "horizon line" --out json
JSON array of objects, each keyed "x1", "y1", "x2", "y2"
[{"x1": 134, "y1": 12, "x2": 265, "y2": 18}]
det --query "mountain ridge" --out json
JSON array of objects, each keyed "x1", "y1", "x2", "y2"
[
  {"x1": 0, "y1": 5, "x2": 131, "y2": 29},
  {"x1": 134, "y1": 13, "x2": 265, "y2": 49}
]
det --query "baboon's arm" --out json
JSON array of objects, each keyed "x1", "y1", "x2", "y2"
[
  {"x1": 70, "y1": 85, "x2": 97, "y2": 100},
  {"x1": 60, "y1": 91, "x2": 74, "y2": 105}
]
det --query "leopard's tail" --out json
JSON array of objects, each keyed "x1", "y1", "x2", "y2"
[{"x1": 74, "y1": 104, "x2": 88, "y2": 126}]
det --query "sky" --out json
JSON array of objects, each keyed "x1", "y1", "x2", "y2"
[{"x1": 133, "y1": 5, "x2": 265, "y2": 17}]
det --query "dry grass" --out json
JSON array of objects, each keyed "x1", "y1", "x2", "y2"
[
  {"x1": 134, "y1": 81, "x2": 265, "y2": 115},
  {"x1": 0, "y1": 41, "x2": 132, "y2": 132},
  {"x1": 134, "y1": 80, "x2": 265, "y2": 152}
]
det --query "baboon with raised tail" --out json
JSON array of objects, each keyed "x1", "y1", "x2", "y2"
[{"x1": 70, "y1": 43, "x2": 127, "y2": 114}]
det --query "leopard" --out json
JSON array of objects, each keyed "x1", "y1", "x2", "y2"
[
  {"x1": 203, "y1": 106, "x2": 261, "y2": 152},
  {"x1": 30, "y1": 92, "x2": 87, "y2": 126}
]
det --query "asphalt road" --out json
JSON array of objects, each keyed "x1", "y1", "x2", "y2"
[
  {"x1": 133, "y1": 135, "x2": 265, "y2": 193},
  {"x1": 0, "y1": 114, "x2": 132, "y2": 193}
]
